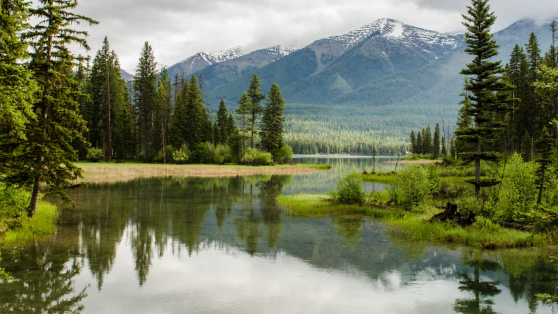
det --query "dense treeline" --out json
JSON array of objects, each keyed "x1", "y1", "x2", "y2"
[{"x1": 0, "y1": 0, "x2": 290, "y2": 217}]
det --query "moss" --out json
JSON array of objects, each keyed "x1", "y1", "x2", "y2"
[
  {"x1": 0, "y1": 201, "x2": 59, "y2": 246},
  {"x1": 277, "y1": 194, "x2": 401, "y2": 219}
]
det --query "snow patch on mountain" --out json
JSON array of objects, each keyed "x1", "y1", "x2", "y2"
[
  {"x1": 261, "y1": 45, "x2": 302, "y2": 58},
  {"x1": 178, "y1": 46, "x2": 245, "y2": 68},
  {"x1": 326, "y1": 18, "x2": 463, "y2": 53}
]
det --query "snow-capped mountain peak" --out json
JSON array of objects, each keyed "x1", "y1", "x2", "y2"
[
  {"x1": 178, "y1": 46, "x2": 245, "y2": 67},
  {"x1": 261, "y1": 45, "x2": 302, "y2": 58},
  {"x1": 327, "y1": 18, "x2": 464, "y2": 53}
]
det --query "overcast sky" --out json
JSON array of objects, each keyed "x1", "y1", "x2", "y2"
[{"x1": 62, "y1": 0, "x2": 558, "y2": 73}]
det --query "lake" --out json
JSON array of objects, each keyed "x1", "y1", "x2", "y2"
[{"x1": 0, "y1": 157, "x2": 556, "y2": 313}]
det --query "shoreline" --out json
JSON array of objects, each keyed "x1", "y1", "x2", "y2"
[{"x1": 75, "y1": 162, "x2": 318, "y2": 184}]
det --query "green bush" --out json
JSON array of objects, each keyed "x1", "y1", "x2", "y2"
[
  {"x1": 496, "y1": 153, "x2": 537, "y2": 222},
  {"x1": 329, "y1": 171, "x2": 365, "y2": 204},
  {"x1": 0, "y1": 185, "x2": 29, "y2": 220},
  {"x1": 426, "y1": 164, "x2": 441, "y2": 194},
  {"x1": 243, "y1": 148, "x2": 272, "y2": 166},
  {"x1": 399, "y1": 164, "x2": 431, "y2": 208},
  {"x1": 190, "y1": 143, "x2": 208, "y2": 163},
  {"x1": 154, "y1": 145, "x2": 176, "y2": 163},
  {"x1": 471, "y1": 216, "x2": 501, "y2": 233},
  {"x1": 172, "y1": 144, "x2": 190, "y2": 164},
  {"x1": 87, "y1": 148, "x2": 103, "y2": 162},
  {"x1": 212, "y1": 144, "x2": 232, "y2": 164},
  {"x1": 273, "y1": 145, "x2": 293, "y2": 164}
]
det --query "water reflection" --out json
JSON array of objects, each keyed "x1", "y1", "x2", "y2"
[{"x1": 0, "y1": 172, "x2": 556, "y2": 313}]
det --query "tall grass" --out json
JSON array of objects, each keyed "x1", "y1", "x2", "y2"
[
  {"x1": 0, "y1": 201, "x2": 58, "y2": 246},
  {"x1": 277, "y1": 194, "x2": 401, "y2": 219}
]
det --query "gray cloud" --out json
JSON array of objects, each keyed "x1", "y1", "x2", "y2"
[{"x1": 62, "y1": 0, "x2": 558, "y2": 73}]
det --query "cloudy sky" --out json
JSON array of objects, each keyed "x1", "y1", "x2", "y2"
[{"x1": 64, "y1": 0, "x2": 558, "y2": 73}]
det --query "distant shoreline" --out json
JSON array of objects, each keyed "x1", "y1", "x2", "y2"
[{"x1": 293, "y1": 155, "x2": 400, "y2": 158}]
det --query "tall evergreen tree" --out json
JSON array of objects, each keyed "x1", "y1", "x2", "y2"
[
  {"x1": 423, "y1": 125, "x2": 432, "y2": 155},
  {"x1": 456, "y1": 0, "x2": 511, "y2": 197},
  {"x1": 236, "y1": 93, "x2": 251, "y2": 155},
  {"x1": 246, "y1": 74, "x2": 265, "y2": 148},
  {"x1": 416, "y1": 131, "x2": 423, "y2": 155},
  {"x1": 433, "y1": 123, "x2": 441, "y2": 159},
  {"x1": 227, "y1": 113, "x2": 236, "y2": 142},
  {"x1": 133, "y1": 42, "x2": 157, "y2": 161},
  {"x1": 10, "y1": 0, "x2": 98, "y2": 216},
  {"x1": 185, "y1": 74, "x2": 204, "y2": 148},
  {"x1": 260, "y1": 84, "x2": 286, "y2": 154},
  {"x1": 409, "y1": 130, "x2": 416, "y2": 154},
  {"x1": 535, "y1": 127, "x2": 555, "y2": 204},
  {"x1": 0, "y1": 0, "x2": 38, "y2": 173},
  {"x1": 213, "y1": 121, "x2": 221, "y2": 144},
  {"x1": 217, "y1": 99, "x2": 228, "y2": 143},
  {"x1": 525, "y1": 32, "x2": 542, "y2": 152}
]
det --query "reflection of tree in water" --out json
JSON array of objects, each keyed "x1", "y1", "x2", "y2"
[
  {"x1": 454, "y1": 251, "x2": 502, "y2": 314},
  {"x1": 0, "y1": 242, "x2": 88, "y2": 313},
  {"x1": 235, "y1": 180, "x2": 263, "y2": 256},
  {"x1": 330, "y1": 217, "x2": 364, "y2": 248},
  {"x1": 258, "y1": 175, "x2": 291, "y2": 247}
]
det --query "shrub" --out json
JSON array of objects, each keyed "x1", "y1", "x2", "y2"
[
  {"x1": 426, "y1": 164, "x2": 441, "y2": 194},
  {"x1": 0, "y1": 185, "x2": 30, "y2": 220},
  {"x1": 154, "y1": 145, "x2": 176, "y2": 163},
  {"x1": 243, "y1": 148, "x2": 272, "y2": 166},
  {"x1": 213, "y1": 144, "x2": 232, "y2": 164},
  {"x1": 497, "y1": 153, "x2": 537, "y2": 222},
  {"x1": 86, "y1": 148, "x2": 103, "y2": 162},
  {"x1": 399, "y1": 164, "x2": 431, "y2": 208},
  {"x1": 471, "y1": 216, "x2": 501, "y2": 233},
  {"x1": 329, "y1": 171, "x2": 365, "y2": 204},
  {"x1": 172, "y1": 144, "x2": 190, "y2": 164},
  {"x1": 190, "y1": 143, "x2": 208, "y2": 163},
  {"x1": 273, "y1": 145, "x2": 293, "y2": 164}
]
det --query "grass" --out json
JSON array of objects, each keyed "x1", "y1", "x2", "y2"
[
  {"x1": 296, "y1": 164, "x2": 332, "y2": 170},
  {"x1": 277, "y1": 194, "x2": 402, "y2": 219},
  {"x1": 386, "y1": 213, "x2": 556, "y2": 249},
  {"x1": 360, "y1": 172, "x2": 399, "y2": 185},
  {"x1": 75, "y1": 162, "x2": 318, "y2": 184},
  {"x1": 0, "y1": 201, "x2": 59, "y2": 246}
]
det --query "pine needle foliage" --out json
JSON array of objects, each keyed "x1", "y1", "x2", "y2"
[
  {"x1": 260, "y1": 83, "x2": 286, "y2": 155},
  {"x1": 6, "y1": 0, "x2": 98, "y2": 216}
]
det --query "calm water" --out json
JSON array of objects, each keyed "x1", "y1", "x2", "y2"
[{"x1": 0, "y1": 157, "x2": 557, "y2": 313}]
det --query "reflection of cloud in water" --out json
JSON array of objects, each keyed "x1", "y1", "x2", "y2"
[{"x1": 78, "y1": 240, "x2": 538, "y2": 314}]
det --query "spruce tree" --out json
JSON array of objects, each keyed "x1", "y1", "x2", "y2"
[
  {"x1": 11, "y1": 0, "x2": 98, "y2": 216},
  {"x1": 185, "y1": 74, "x2": 204, "y2": 148},
  {"x1": 525, "y1": 33, "x2": 542, "y2": 152},
  {"x1": 409, "y1": 130, "x2": 416, "y2": 154},
  {"x1": 227, "y1": 113, "x2": 236, "y2": 142},
  {"x1": 169, "y1": 94, "x2": 186, "y2": 148},
  {"x1": 246, "y1": 74, "x2": 265, "y2": 148},
  {"x1": 416, "y1": 131, "x2": 423, "y2": 155},
  {"x1": 213, "y1": 121, "x2": 221, "y2": 144},
  {"x1": 217, "y1": 99, "x2": 228, "y2": 143},
  {"x1": 260, "y1": 84, "x2": 286, "y2": 155},
  {"x1": 0, "y1": 0, "x2": 38, "y2": 173},
  {"x1": 423, "y1": 125, "x2": 432, "y2": 155},
  {"x1": 133, "y1": 42, "x2": 157, "y2": 161},
  {"x1": 521, "y1": 132, "x2": 532, "y2": 162},
  {"x1": 535, "y1": 127, "x2": 555, "y2": 204},
  {"x1": 456, "y1": 0, "x2": 511, "y2": 197},
  {"x1": 235, "y1": 93, "x2": 251, "y2": 154},
  {"x1": 433, "y1": 123, "x2": 441, "y2": 159}
]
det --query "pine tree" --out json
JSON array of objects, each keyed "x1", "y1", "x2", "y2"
[
  {"x1": 10, "y1": 0, "x2": 98, "y2": 216},
  {"x1": 217, "y1": 99, "x2": 228, "y2": 143},
  {"x1": 0, "y1": 0, "x2": 38, "y2": 172},
  {"x1": 521, "y1": 132, "x2": 532, "y2": 162},
  {"x1": 423, "y1": 125, "x2": 431, "y2": 155},
  {"x1": 409, "y1": 130, "x2": 416, "y2": 154},
  {"x1": 227, "y1": 113, "x2": 236, "y2": 141},
  {"x1": 185, "y1": 74, "x2": 204, "y2": 148},
  {"x1": 246, "y1": 74, "x2": 265, "y2": 148},
  {"x1": 535, "y1": 127, "x2": 555, "y2": 204},
  {"x1": 433, "y1": 123, "x2": 440, "y2": 159},
  {"x1": 236, "y1": 93, "x2": 251, "y2": 155},
  {"x1": 416, "y1": 131, "x2": 423, "y2": 155},
  {"x1": 213, "y1": 121, "x2": 221, "y2": 144},
  {"x1": 169, "y1": 93, "x2": 186, "y2": 148},
  {"x1": 133, "y1": 42, "x2": 157, "y2": 161},
  {"x1": 525, "y1": 33, "x2": 542, "y2": 152},
  {"x1": 456, "y1": 0, "x2": 511, "y2": 197},
  {"x1": 441, "y1": 136, "x2": 447, "y2": 156},
  {"x1": 260, "y1": 84, "x2": 286, "y2": 154}
]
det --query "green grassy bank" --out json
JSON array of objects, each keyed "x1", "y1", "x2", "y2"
[{"x1": 0, "y1": 186, "x2": 59, "y2": 246}]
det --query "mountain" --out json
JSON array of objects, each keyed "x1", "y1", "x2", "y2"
[
  {"x1": 206, "y1": 18, "x2": 465, "y2": 106},
  {"x1": 167, "y1": 47, "x2": 245, "y2": 79},
  {"x1": 120, "y1": 69, "x2": 134, "y2": 81}
]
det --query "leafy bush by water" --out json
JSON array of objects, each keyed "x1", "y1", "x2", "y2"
[
  {"x1": 273, "y1": 145, "x2": 293, "y2": 164},
  {"x1": 172, "y1": 144, "x2": 190, "y2": 164},
  {"x1": 496, "y1": 153, "x2": 537, "y2": 222},
  {"x1": 243, "y1": 148, "x2": 272, "y2": 166},
  {"x1": 87, "y1": 148, "x2": 103, "y2": 162},
  {"x1": 399, "y1": 164, "x2": 432, "y2": 208},
  {"x1": 329, "y1": 171, "x2": 365, "y2": 204}
]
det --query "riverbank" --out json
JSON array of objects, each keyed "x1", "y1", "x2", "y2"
[
  {"x1": 0, "y1": 200, "x2": 58, "y2": 247},
  {"x1": 277, "y1": 193, "x2": 554, "y2": 249},
  {"x1": 75, "y1": 162, "x2": 320, "y2": 184}
]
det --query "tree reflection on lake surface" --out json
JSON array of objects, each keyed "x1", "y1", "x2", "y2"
[{"x1": 0, "y1": 159, "x2": 557, "y2": 313}]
